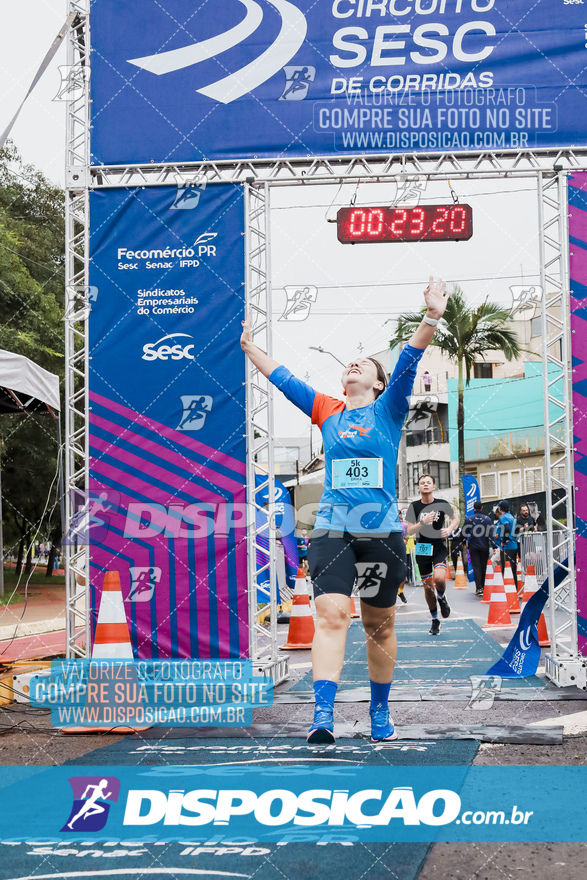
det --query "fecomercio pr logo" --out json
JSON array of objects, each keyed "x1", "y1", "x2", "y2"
[
  {"x1": 62, "y1": 776, "x2": 120, "y2": 832},
  {"x1": 142, "y1": 333, "x2": 195, "y2": 361}
]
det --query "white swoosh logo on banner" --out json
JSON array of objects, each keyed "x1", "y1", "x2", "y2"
[
  {"x1": 519, "y1": 626, "x2": 532, "y2": 651},
  {"x1": 198, "y1": 0, "x2": 307, "y2": 104},
  {"x1": 128, "y1": 0, "x2": 264, "y2": 75},
  {"x1": 127, "y1": 0, "x2": 307, "y2": 104}
]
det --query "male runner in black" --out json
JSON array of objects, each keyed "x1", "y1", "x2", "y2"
[{"x1": 407, "y1": 474, "x2": 459, "y2": 634}]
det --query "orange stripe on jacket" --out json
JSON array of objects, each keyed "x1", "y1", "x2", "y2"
[{"x1": 312, "y1": 393, "x2": 346, "y2": 429}]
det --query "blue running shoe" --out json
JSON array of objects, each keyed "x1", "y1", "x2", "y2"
[
  {"x1": 370, "y1": 702, "x2": 398, "y2": 742},
  {"x1": 307, "y1": 705, "x2": 335, "y2": 744}
]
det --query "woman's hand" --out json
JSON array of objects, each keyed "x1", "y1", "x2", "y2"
[
  {"x1": 240, "y1": 313, "x2": 252, "y2": 351},
  {"x1": 423, "y1": 276, "x2": 448, "y2": 320}
]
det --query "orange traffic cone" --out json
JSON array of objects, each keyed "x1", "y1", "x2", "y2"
[
  {"x1": 481, "y1": 560, "x2": 494, "y2": 603},
  {"x1": 484, "y1": 572, "x2": 514, "y2": 628},
  {"x1": 454, "y1": 555, "x2": 468, "y2": 590},
  {"x1": 350, "y1": 595, "x2": 360, "y2": 619},
  {"x1": 62, "y1": 570, "x2": 149, "y2": 734},
  {"x1": 280, "y1": 568, "x2": 315, "y2": 650},
  {"x1": 522, "y1": 564, "x2": 539, "y2": 603},
  {"x1": 92, "y1": 570, "x2": 134, "y2": 658},
  {"x1": 503, "y1": 561, "x2": 521, "y2": 615},
  {"x1": 537, "y1": 612, "x2": 550, "y2": 647}
]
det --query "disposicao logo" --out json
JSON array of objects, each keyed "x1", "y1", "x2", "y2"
[
  {"x1": 62, "y1": 776, "x2": 120, "y2": 832},
  {"x1": 123, "y1": 786, "x2": 461, "y2": 827},
  {"x1": 127, "y1": 0, "x2": 307, "y2": 104}
]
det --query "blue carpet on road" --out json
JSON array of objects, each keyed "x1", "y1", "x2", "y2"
[
  {"x1": 53, "y1": 735, "x2": 480, "y2": 880},
  {"x1": 289, "y1": 619, "x2": 543, "y2": 690},
  {"x1": 65, "y1": 735, "x2": 479, "y2": 767},
  {"x1": 0, "y1": 838, "x2": 431, "y2": 880}
]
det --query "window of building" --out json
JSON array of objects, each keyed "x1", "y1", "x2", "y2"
[
  {"x1": 480, "y1": 472, "x2": 497, "y2": 498},
  {"x1": 408, "y1": 460, "x2": 450, "y2": 494},
  {"x1": 531, "y1": 316, "x2": 541, "y2": 337},
  {"x1": 552, "y1": 463, "x2": 566, "y2": 485},
  {"x1": 273, "y1": 446, "x2": 300, "y2": 462},
  {"x1": 524, "y1": 467, "x2": 543, "y2": 493},
  {"x1": 498, "y1": 468, "x2": 522, "y2": 497},
  {"x1": 474, "y1": 362, "x2": 493, "y2": 379}
]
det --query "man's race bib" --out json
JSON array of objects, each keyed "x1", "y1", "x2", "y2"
[
  {"x1": 415, "y1": 543, "x2": 433, "y2": 556},
  {"x1": 332, "y1": 458, "x2": 383, "y2": 490}
]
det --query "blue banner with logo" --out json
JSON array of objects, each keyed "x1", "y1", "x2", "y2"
[
  {"x1": 88, "y1": 183, "x2": 247, "y2": 660},
  {"x1": 486, "y1": 559, "x2": 568, "y2": 678},
  {"x1": 3, "y1": 765, "x2": 587, "y2": 842},
  {"x1": 255, "y1": 474, "x2": 299, "y2": 602},
  {"x1": 462, "y1": 474, "x2": 480, "y2": 581},
  {"x1": 90, "y1": 0, "x2": 587, "y2": 163}
]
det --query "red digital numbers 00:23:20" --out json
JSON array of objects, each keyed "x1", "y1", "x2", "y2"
[{"x1": 336, "y1": 204, "x2": 473, "y2": 243}]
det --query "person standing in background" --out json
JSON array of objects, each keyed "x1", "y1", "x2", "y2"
[
  {"x1": 464, "y1": 501, "x2": 495, "y2": 596},
  {"x1": 297, "y1": 527, "x2": 310, "y2": 574},
  {"x1": 495, "y1": 500, "x2": 519, "y2": 592}
]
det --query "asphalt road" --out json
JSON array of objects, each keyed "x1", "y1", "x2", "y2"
[{"x1": 0, "y1": 581, "x2": 586, "y2": 879}]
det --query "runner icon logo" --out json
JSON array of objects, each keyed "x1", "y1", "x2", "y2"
[
  {"x1": 129, "y1": 567, "x2": 162, "y2": 602},
  {"x1": 177, "y1": 395, "x2": 214, "y2": 431},
  {"x1": 61, "y1": 776, "x2": 120, "y2": 832},
  {"x1": 279, "y1": 65, "x2": 316, "y2": 101},
  {"x1": 171, "y1": 175, "x2": 207, "y2": 210},
  {"x1": 356, "y1": 562, "x2": 388, "y2": 598},
  {"x1": 466, "y1": 675, "x2": 502, "y2": 711},
  {"x1": 279, "y1": 286, "x2": 318, "y2": 322}
]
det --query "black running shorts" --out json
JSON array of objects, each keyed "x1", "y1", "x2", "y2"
[
  {"x1": 416, "y1": 543, "x2": 448, "y2": 578},
  {"x1": 308, "y1": 530, "x2": 407, "y2": 608}
]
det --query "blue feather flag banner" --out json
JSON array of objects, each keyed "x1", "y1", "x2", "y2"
[{"x1": 487, "y1": 559, "x2": 569, "y2": 678}]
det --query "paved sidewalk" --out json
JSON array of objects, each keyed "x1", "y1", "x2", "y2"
[{"x1": 0, "y1": 580, "x2": 81, "y2": 662}]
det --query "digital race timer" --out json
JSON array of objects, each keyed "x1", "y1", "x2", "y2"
[{"x1": 337, "y1": 204, "x2": 473, "y2": 244}]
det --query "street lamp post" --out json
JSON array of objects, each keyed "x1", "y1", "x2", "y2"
[{"x1": 308, "y1": 345, "x2": 346, "y2": 367}]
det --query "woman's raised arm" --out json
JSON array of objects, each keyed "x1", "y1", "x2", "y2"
[{"x1": 240, "y1": 313, "x2": 281, "y2": 378}]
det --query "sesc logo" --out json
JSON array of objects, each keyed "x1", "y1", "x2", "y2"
[{"x1": 142, "y1": 333, "x2": 195, "y2": 362}]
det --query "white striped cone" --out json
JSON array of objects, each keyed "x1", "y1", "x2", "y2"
[
  {"x1": 522, "y1": 564, "x2": 539, "y2": 602},
  {"x1": 484, "y1": 570, "x2": 514, "y2": 628},
  {"x1": 92, "y1": 571, "x2": 133, "y2": 658},
  {"x1": 62, "y1": 570, "x2": 148, "y2": 734},
  {"x1": 454, "y1": 555, "x2": 467, "y2": 589},
  {"x1": 280, "y1": 568, "x2": 315, "y2": 650},
  {"x1": 503, "y1": 562, "x2": 521, "y2": 615},
  {"x1": 481, "y1": 559, "x2": 494, "y2": 603}
]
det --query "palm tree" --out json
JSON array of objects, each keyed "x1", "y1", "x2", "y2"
[{"x1": 389, "y1": 286, "x2": 523, "y2": 518}]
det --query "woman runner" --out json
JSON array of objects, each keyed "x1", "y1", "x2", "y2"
[{"x1": 240, "y1": 277, "x2": 449, "y2": 744}]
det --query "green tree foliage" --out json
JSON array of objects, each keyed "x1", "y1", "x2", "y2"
[
  {"x1": 0, "y1": 142, "x2": 64, "y2": 577},
  {"x1": 389, "y1": 286, "x2": 523, "y2": 519}
]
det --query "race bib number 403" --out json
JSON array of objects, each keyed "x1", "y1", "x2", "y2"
[{"x1": 332, "y1": 458, "x2": 383, "y2": 490}]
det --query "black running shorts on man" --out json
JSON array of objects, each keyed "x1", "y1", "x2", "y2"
[
  {"x1": 406, "y1": 497, "x2": 454, "y2": 578},
  {"x1": 308, "y1": 531, "x2": 407, "y2": 608}
]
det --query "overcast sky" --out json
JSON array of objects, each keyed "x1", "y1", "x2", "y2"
[
  {"x1": 0, "y1": 3, "x2": 541, "y2": 443},
  {"x1": 0, "y1": 1, "x2": 67, "y2": 185}
]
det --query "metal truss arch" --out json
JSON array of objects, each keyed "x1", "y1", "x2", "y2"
[{"x1": 64, "y1": 3, "x2": 583, "y2": 680}]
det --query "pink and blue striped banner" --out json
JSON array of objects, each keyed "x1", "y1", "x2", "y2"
[
  {"x1": 88, "y1": 184, "x2": 247, "y2": 659},
  {"x1": 568, "y1": 172, "x2": 587, "y2": 654}
]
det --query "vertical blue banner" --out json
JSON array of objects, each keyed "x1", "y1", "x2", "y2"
[
  {"x1": 462, "y1": 474, "x2": 480, "y2": 582},
  {"x1": 88, "y1": 183, "x2": 248, "y2": 660}
]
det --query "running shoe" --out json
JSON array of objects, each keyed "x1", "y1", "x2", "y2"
[
  {"x1": 475, "y1": 588, "x2": 484, "y2": 597},
  {"x1": 307, "y1": 705, "x2": 335, "y2": 745},
  {"x1": 437, "y1": 593, "x2": 451, "y2": 618},
  {"x1": 399, "y1": 591, "x2": 408, "y2": 604},
  {"x1": 429, "y1": 618, "x2": 441, "y2": 635},
  {"x1": 370, "y1": 703, "x2": 398, "y2": 742}
]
